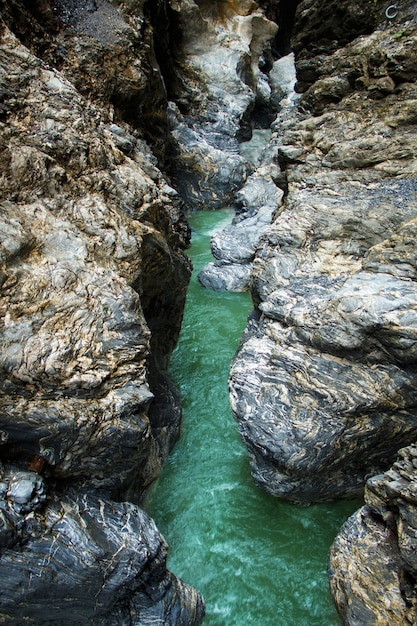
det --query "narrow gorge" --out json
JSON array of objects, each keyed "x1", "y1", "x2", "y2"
[{"x1": 0, "y1": 0, "x2": 417, "y2": 624}]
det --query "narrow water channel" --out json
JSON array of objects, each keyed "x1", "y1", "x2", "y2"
[{"x1": 145, "y1": 209, "x2": 361, "y2": 625}]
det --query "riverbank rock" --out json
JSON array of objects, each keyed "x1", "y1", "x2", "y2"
[
  {"x1": 0, "y1": 3, "x2": 203, "y2": 622},
  {"x1": 197, "y1": 53, "x2": 296, "y2": 291},
  {"x1": 0, "y1": 19, "x2": 190, "y2": 494},
  {"x1": 218, "y1": 3, "x2": 417, "y2": 617},
  {"x1": 164, "y1": 0, "x2": 279, "y2": 210},
  {"x1": 329, "y1": 444, "x2": 417, "y2": 624},
  {"x1": 0, "y1": 477, "x2": 205, "y2": 625},
  {"x1": 229, "y1": 6, "x2": 417, "y2": 502},
  {"x1": 197, "y1": 172, "x2": 283, "y2": 290}
]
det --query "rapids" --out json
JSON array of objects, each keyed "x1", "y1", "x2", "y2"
[{"x1": 145, "y1": 209, "x2": 361, "y2": 625}]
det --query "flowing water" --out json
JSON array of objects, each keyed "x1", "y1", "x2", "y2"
[{"x1": 145, "y1": 209, "x2": 361, "y2": 625}]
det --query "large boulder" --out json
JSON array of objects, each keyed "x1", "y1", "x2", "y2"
[
  {"x1": 229, "y1": 13, "x2": 417, "y2": 503},
  {"x1": 0, "y1": 469, "x2": 204, "y2": 625},
  {"x1": 329, "y1": 444, "x2": 417, "y2": 624}
]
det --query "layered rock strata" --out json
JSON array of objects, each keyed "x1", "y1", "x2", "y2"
[
  {"x1": 0, "y1": 2, "x2": 203, "y2": 622},
  {"x1": 0, "y1": 475, "x2": 204, "y2": 625},
  {"x1": 197, "y1": 52, "x2": 297, "y2": 291},
  {"x1": 222, "y1": 0, "x2": 417, "y2": 621},
  {"x1": 329, "y1": 444, "x2": 417, "y2": 624},
  {"x1": 0, "y1": 15, "x2": 189, "y2": 496},
  {"x1": 229, "y1": 0, "x2": 417, "y2": 504}
]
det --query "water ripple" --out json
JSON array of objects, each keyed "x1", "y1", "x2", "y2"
[{"x1": 145, "y1": 210, "x2": 360, "y2": 625}]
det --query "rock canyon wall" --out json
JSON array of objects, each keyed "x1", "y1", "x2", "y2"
[
  {"x1": 0, "y1": 1, "x2": 202, "y2": 622},
  {"x1": 219, "y1": 0, "x2": 417, "y2": 622},
  {"x1": 2, "y1": 0, "x2": 417, "y2": 623},
  {"x1": 0, "y1": 0, "x2": 288, "y2": 622}
]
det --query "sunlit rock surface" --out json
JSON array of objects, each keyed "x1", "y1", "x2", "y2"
[
  {"x1": 229, "y1": 7, "x2": 417, "y2": 502},
  {"x1": 0, "y1": 4, "x2": 203, "y2": 622}
]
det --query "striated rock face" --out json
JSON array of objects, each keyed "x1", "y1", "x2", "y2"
[
  {"x1": 197, "y1": 171, "x2": 283, "y2": 291},
  {"x1": 0, "y1": 19, "x2": 190, "y2": 495},
  {"x1": 329, "y1": 444, "x2": 417, "y2": 624},
  {"x1": 0, "y1": 475, "x2": 204, "y2": 625},
  {"x1": 219, "y1": 0, "x2": 417, "y2": 621},
  {"x1": 0, "y1": 2, "x2": 203, "y2": 622},
  {"x1": 0, "y1": 0, "x2": 171, "y2": 161},
  {"x1": 197, "y1": 52, "x2": 296, "y2": 291},
  {"x1": 164, "y1": 0, "x2": 279, "y2": 210},
  {"x1": 229, "y1": 4, "x2": 417, "y2": 503}
]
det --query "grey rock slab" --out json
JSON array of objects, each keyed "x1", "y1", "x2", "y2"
[
  {"x1": 198, "y1": 261, "x2": 253, "y2": 292},
  {"x1": 197, "y1": 174, "x2": 284, "y2": 290},
  {"x1": 229, "y1": 315, "x2": 417, "y2": 503},
  {"x1": 0, "y1": 486, "x2": 205, "y2": 624},
  {"x1": 211, "y1": 204, "x2": 277, "y2": 264}
]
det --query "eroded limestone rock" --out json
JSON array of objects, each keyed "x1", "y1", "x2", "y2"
[
  {"x1": 165, "y1": 0, "x2": 279, "y2": 210},
  {"x1": 197, "y1": 52, "x2": 296, "y2": 291}
]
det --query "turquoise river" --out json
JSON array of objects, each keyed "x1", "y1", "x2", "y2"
[{"x1": 145, "y1": 209, "x2": 361, "y2": 625}]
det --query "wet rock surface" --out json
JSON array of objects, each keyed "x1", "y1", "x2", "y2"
[
  {"x1": 197, "y1": 54, "x2": 296, "y2": 291},
  {"x1": 0, "y1": 478, "x2": 204, "y2": 625},
  {"x1": 197, "y1": 175, "x2": 283, "y2": 291}
]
